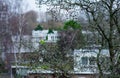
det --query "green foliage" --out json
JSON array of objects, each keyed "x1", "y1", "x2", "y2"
[
  {"x1": 40, "y1": 64, "x2": 50, "y2": 70},
  {"x1": 48, "y1": 29, "x2": 54, "y2": 34},
  {"x1": 34, "y1": 24, "x2": 43, "y2": 31},
  {"x1": 64, "y1": 20, "x2": 81, "y2": 30},
  {"x1": 0, "y1": 60, "x2": 8, "y2": 73},
  {"x1": 46, "y1": 36, "x2": 48, "y2": 40},
  {"x1": 39, "y1": 40, "x2": 45, "y2": 45}
]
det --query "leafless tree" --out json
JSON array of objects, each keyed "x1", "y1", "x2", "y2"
[{"x1": 36, "y1": 0, "x2": 120, "y2": 77}]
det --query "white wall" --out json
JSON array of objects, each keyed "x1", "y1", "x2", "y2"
[{"x1": 74, "y1": 49, "x2": 109, "y2": 74}]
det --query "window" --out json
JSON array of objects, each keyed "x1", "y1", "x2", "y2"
[
  {"x1": 81, "y1": 57, "x2": 88, "y2": 65},
  {"x1": 0, "y1": 5, "x2": 3, "y2": 11},
  {"x1": 3, "y1": 6, "x2": 7, "y2": 11},
  {"x1": 89, "y1": 57, "x2": 96, "y2": 65},
  {"x1": 51, "y1": 36, "x2": 54, "y2": 41},
  {"x1": 81, "y1": 56, "x2": 96, "y2": 66}
]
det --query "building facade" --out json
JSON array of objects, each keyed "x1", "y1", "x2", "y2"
[
  {"x1": 74, "y1": 49, "x2": 109, "y2": 74},
  {"x1": 10, "y1": 29, "x2": 110, "y2": 78},
  {"x1": 32, "y1": 30, "x2": 59, "y2": 48}
]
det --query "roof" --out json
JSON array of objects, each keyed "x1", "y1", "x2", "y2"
[
  {"x1": 74, "y1": 49, "x2": 109, "y2": 56},
  {"x1": 32, "y1": 30, "x2": 58, "y2": 37}
]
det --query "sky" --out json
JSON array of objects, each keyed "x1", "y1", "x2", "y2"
[
  {"x1": 23, "y1": 0, "x2": 48, "y2": 22},
  {"x1": 25, "y1": 0, "x2": 39, "y2": 11},
  {"x1": 23, "y1": 0, "x2": 87, "y2": 22},
  {"x1": 24, "y1": 0, "x2": 47, "y2": 12}
]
